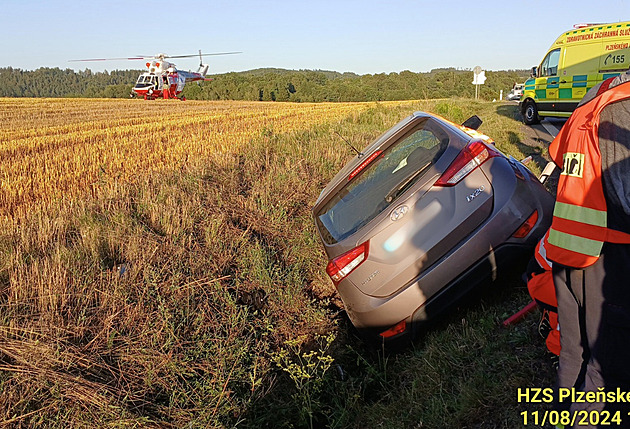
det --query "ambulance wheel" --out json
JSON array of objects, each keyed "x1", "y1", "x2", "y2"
[{"x1": 523, "y1": 101, "x2": 540, "y2": 125}]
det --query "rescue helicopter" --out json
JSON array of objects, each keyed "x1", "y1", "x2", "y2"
[{"x1": 69, "y1": 51, "x2": 240, "y2": 100}]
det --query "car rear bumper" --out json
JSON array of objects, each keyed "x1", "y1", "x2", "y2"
[{"x1": 349, "y1": 243, "x2": 535, "y2": 341}]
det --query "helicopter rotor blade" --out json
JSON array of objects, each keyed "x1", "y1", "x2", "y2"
[
  {"x1": 69, "y1": 52, "x2": 241, "y2": 63},
  {"x1": 164, "y1": 52, "x2": 242, "y2": 59},
  {"x1": 68, "y1": 56, "x2": 150, "y2": 62}
]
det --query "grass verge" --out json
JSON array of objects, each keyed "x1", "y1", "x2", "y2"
[{"x1": 0, "y1": 99, "x2": 556, "y2": 428}]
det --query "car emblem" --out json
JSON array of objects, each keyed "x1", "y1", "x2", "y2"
[
  {"x1": 466, "y1": 186, "x2": 485, "y2": 202},
  {"x1": 390, "y1": 205, "x2": 409, "y2": 221},
  {"x1": 361, "y1": 270, "x2": 380, "y2": 286}
]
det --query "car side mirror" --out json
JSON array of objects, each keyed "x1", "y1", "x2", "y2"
[
  {"x1": 531, "y1": 66, "x2": 537, "y2": 78},
  {"x1": 461, "y1": 115, "x2": 482, "y2": 130}
]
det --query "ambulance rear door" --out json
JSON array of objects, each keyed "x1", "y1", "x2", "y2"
[{"x1": 598, "y1": 26, "x2": 630, "y2": 79}]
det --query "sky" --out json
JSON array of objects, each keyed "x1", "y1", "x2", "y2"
[{"x1": 2, "y1": 0, "x2": 630, "y2": 75}]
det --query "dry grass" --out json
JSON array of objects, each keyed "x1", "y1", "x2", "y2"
[
  {"x1": 0, "y1": 98, "x2": 552, "y2": 428},
  {"x1": 0, "y1": 98, "x2": 401, "y2": 220},
  {"x1": 0, "y1": 98, "x2": 409, "y2": 427}
]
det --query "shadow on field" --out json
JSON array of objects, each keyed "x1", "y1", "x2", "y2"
[
  {"x1": 506, "y1": 131, "x2": 549, "y2": 175},
  {"x1": 495, "y1": 103, "x2": 522, "y2": 121}
]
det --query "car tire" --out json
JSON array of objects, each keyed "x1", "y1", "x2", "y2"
[{"x1": 522, "y1": 101, "x2": 540, "y2": 125}]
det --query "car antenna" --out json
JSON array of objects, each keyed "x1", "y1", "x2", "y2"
[{"x1": 334, "y1": 131, "x2": 363, "y2": 158}]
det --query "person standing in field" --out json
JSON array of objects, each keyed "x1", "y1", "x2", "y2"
[{"x1": 545, "y1": 71, "x2": 630, "y2": 428}]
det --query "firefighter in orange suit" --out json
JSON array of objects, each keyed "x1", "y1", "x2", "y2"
[{"x1": 547, "y1": 72, "x2": 630, "y2": 427}]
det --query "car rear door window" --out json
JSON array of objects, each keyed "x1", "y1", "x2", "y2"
[{"x1": 316, "y1": 118, "x2": 449, "y2": 244}]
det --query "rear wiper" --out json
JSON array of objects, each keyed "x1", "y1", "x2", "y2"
[{"x1": 384, "y1": 162, "x2": 431, "y2": 204}]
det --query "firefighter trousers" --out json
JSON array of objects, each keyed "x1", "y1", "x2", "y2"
[{"x1": 554, "y1": 245, "x2": 630, "y2": 428}]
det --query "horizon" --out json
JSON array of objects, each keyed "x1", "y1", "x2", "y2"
[{"x1": 0, "y1": 65, "x2": 532, "y2": 76}]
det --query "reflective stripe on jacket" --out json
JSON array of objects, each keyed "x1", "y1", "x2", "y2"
[
  {"x1": 547, "y1": 79, "x2": 630, "y2": 268},
  {"x1": 534, "y1": 230, "x2": 553, "y2": 272}
]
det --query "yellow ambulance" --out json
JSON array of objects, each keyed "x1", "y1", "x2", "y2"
[{"x1": 520, "y1": 22, "x2": 630, "y2": 124}]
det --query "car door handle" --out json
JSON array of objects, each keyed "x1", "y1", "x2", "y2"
[{"x1": 560, "y1": 80, "x2": 567, "y2": 84}]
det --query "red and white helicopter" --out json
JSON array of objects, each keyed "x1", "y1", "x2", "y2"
[{"x1": 70, "y1": 51, "x2": 240, "y2": 100}]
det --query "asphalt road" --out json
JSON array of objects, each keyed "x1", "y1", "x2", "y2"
[
  {"x1": 531, "y1": 117, "x2": 566, "y2": 141},
  {"x1": 519, "y1": 117, "x2": 568, "y2": 193}
]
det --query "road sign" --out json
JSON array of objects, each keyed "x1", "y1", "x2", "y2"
[
  {"x1": 472, "y1": 70, "x2": 486, "y2": 85},
  {"x1": 472, "y1": 66, "x2": 486, "y2": 100}
]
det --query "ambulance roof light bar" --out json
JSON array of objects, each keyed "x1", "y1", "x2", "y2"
[{"x1": 573, "y1": 23, "x2": 607, "y2": 29}]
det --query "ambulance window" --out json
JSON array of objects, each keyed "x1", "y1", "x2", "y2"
[{"x1": 541, "y1": 49, "x2": 560, "y2": 77}]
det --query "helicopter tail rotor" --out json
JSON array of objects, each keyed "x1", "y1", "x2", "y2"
[
  {"x1": 197, "y1": 64, "x2": 210, "y2": 76},
  {"x1": 196, "y1": 50, "x2": 209, "y2": 76}
]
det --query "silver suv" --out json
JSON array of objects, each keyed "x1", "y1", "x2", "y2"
[{"x1": 313, "y1": 112, "x2": 554, "y2": 341}]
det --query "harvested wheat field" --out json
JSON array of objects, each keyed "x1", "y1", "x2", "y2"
[
  {"x1": 0, "y1": 98, "x2": 389, "y2": 219},
  {"x1": 0, "y1": 98, "x2": 553, "y2": 428}
]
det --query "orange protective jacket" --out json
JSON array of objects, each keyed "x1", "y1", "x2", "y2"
[{"x1": 547, "y1": 79, "x2": 630, "y2": 268}]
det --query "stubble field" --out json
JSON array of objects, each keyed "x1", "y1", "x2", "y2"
[{"x1": 0, "y1": 97, "x2": 554, "y2": 428}]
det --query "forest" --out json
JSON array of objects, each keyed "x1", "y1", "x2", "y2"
[{"x1": 0, "y1": 66, "x2": 530, "y2": 102}]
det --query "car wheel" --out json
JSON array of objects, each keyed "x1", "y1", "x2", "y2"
[{"x1": 522, "y1": 101, "x2": 540, "y2": 125}]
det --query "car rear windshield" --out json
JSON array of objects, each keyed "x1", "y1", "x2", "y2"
[{"x1": 315, "y1": 118, "x2": 449, "y2": 244}]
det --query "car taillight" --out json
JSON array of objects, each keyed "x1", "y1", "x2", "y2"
[
  {"x1": 434, "y1": 141, "x2": 501, "y2": 187},
  {"x1": 512, "y1": 210, "x2": 539, "y2": 238},
  {"x1": 379, "y1": 319, "x2": 407, "y2": 338},
  {"x1": 326, "y1": 241, "x2": 369, "y2": 285}
]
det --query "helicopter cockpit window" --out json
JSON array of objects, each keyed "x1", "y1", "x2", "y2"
[
  {"x1": 135, "y1": 75, "x2": 159, "y2": 89},
  {"x1": 135, "y1": 75, "x2": 149, "y2": 87}
]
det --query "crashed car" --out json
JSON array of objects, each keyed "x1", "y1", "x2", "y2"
[{"x1": 312, "y1": 112, "x2": 554, "y2": 341}]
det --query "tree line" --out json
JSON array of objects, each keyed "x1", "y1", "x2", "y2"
[
  {"x1": 0, "y1": 66, "x2": 530, "y2": 102},
  {"x1": 0, "y1": 67, "x2": 138, "y2": 98}
]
